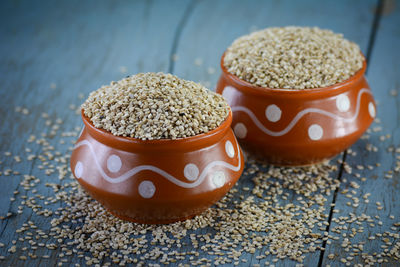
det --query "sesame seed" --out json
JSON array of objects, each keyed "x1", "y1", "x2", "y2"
[
  {"x1": 224, "y1": 26, "x2": 363, "y2": 89},
  {"x1": 82, "y1": 72, "x2": 229, "y2": 140}
]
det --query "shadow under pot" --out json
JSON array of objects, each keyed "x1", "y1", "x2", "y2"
[
  {"x1": 70, "y1": 110, "x2": 244, "y2": 224},
  {"x1": 216, "y1": 54, "x2": 376, "y2": 166}
]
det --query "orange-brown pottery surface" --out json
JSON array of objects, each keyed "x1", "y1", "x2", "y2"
[
  {"x1": 216, "y1": 54, "x2": 376, "y2": 166},
  {"x1": 70, "y1": 110, "x2": 244, "y2": 224}
]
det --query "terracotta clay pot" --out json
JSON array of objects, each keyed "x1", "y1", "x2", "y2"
[
  {"x1": 216, "y1": 54, "x2": 376, "y2": 166},
  {"x1": 70, "y1": 110, "x2": 244, "y2": 224}
]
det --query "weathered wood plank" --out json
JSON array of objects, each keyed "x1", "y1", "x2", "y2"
[
  {"x1": 0, "y1": 0, "x2": 192, "y2": 266},
  {"x1": 322, "y1": 1, "x2": 400, "y2": 266},
  {"x1": 172, "y1": 0, "x2": 378, "y2": 265},
  {"x1": 172, "y1": 0, "x2": 376, "y2": 90},
  {"x1": 1, "y1": 0, "x2": 396, "y2": 266}
]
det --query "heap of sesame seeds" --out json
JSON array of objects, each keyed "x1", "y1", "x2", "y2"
[
  {"x1": 224, "y1": 26, "x2": 364, "y2": 89},
  {"x1": 0, "y1": 102, "x2": 399, "y2": 266},
  {"x1": 82, "y1": 72, "x2": 229, "y2": 140}
]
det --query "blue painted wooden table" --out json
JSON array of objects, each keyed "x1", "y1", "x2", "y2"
[{"x1": 0, "y1": 0, "x2": 399, "y2": 266}]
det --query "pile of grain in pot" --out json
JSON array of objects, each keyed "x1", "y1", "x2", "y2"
[
  {"x1": 82, "y1": 72, "x2": 229, "y2": 140},
  {"x1": 223, "y1": 26, "x2": 363, "y2": 89}
]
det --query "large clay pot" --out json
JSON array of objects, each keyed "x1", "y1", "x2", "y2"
[
  {"x1": 216, "y1": 54, "x2": 376, "y2": 165},
  {"x1": 70, "y1": 110, "x2": 244, "y2": 224}
]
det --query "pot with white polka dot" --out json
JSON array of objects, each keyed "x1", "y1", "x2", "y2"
[
  {"x1": 217, "y1": 54, "x2": 376, "y2": 165},
  {"x1": 70, "y1": 109, "x2": 244, "y2": 224}
]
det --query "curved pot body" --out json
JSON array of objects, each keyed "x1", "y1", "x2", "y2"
[
  {"x1": 216, "y1": 55, "x2": 375, "y2": 165},
  {"x1": 70, "y1": 110, "x2": 244, "y2": 224}
]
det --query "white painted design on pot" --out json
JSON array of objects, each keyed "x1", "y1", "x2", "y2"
[
  {"x1": 265, "y1": 104, "x2": 282, "y2": 122},
  {"x1": 74, "y1": 161, "x2": 83, "y2": 179},
  {"x1": 212, "y1": 171, "x2": 226, "y2": 188},
  {"x1": 308, "y1": 124, "x2": 323, "y2": 140},
  {"x1": 336, "y1": 94, "x2": 350, "y2": 112},
  {"x1": 231, "y1": 88, "x2": 372, "y2": 137},
  {"x1": 234, "y1": 123, "x2": 247, "y2": 139},
  {"x1": 138, "y1": 181, "x2": 156, "y2": 198},
  {"x1": 368, "y1": 102, "x2": 376, "y2": 118},
  {"x1": 73, "y1": 140, "x2": 242, "y2": 188},
  {"x1": 184, "y1": 163, "x2": 199, "y2": 181},
  {"x1": 225, "y1": 140, "x2": 235, "y2": 158},
  {"x1": 107, "y1": 155, "x2": 122, "y2": 173}
]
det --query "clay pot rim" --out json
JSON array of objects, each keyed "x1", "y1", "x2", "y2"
[
  {"x1": 81, "y1": 109, "x2": 233, "y2": 150},
  {"x1": 220, "y1": 52, "x2": 367, "y2": 96}
]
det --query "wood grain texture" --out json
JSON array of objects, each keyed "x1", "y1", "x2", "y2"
[
  {"x1": 172, "y1": 0, "x2": 380, "y2": 265},
  {"x1": 0, "y1": 0, "x2": 192, "y2": 266},
  {"x1": 172, "y1": 0, "x2": 375, "y2": 89},
  {"x1": 0, "y1": 0, "x2": 398, "y2": 266},
  {"x1": 322, "y1": 1, "x2": 400, "y2": 266}
]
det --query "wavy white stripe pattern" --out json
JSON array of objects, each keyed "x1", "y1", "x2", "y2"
[
  {"x1": 231, "y1": 88, "x2": 372, "y2": 137},
  {"x1": 74, "y1": 140, "x2": 241, "y2": 188}
]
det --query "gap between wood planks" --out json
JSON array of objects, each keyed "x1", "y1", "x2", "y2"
[
  {"x1": 166, "y1": 0, "x2": 386, "y2": 264},
  {"x1": 317, "y1": 0, "x2": 384, "y2": 266},
  {"x1": 168, "y1": 0, "x2": 198, "y2": 74}
]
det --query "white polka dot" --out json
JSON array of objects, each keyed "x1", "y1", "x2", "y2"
[
  {"x1": 138, "y1": 181, "x2": 156, "y2": 199},
  {"x1": 225, "y1": 140, "x2": 235, "y2": 158},
  {"x1": 265, "y1": 104, "x2": 282, "y2": 122},
  {"x1": 74, "y1": 161, "x2": 83, "y2": 179},
  {"x1": 107, "y1": 155, "x2": 122, "y2": 173},
  {"x1": 234, "y1": 123, "x2": 247, "y2": 139},
  {"x1": 221, "y1": 86, "x2": 236, "y2": 105},
  {"x1": 184, "y1": 163, "x2": 199, "y2": 181},
  {"x1": 336, "y1": 94, "x2": 350, "y2": 112},
  {"x1": 212, "y1": 171, "x2": 226, "y2": 188},
  {"x1": 368, "y1": 102, "x2": 376, "y2": 118},
  {"x1": 308, "y1": 124, "x2": 323, "y2": 141}
]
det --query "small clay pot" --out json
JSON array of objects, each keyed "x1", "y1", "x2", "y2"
[
  {"x1": 70, "y1": 110, "x2": 244, "y2": 224},
  {"x1": 216, "y1": 54, "x2": 376, "y2": 166}
]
